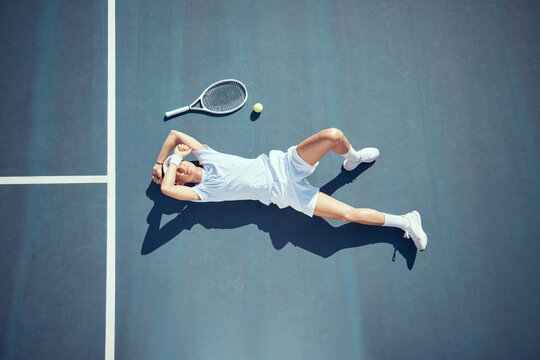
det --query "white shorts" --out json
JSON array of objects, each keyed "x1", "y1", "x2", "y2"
[{"x1": 267, "y1": 146, "x2": 320, "y2": 217}]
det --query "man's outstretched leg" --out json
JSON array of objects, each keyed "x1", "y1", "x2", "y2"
[
  {"x1": 314, "y1": 192, "x2": 428, "y2": 251},
  {"x1": 295, "y1": 128, "x2": 379, "y2": 169}
]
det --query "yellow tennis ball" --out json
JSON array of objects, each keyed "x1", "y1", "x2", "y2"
[{"x1": 253, "y1": 103, "x2": 263, "y2": 113}]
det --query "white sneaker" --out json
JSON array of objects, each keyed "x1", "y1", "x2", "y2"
[
  {"x1": 342, "y1": 147, "x2": 380, "y2": 171},
  {"x1": 403, "y1": 211, "x2": 428, "y2": 251}
]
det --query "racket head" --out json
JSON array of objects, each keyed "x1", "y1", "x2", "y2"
[{"x1": 198, "y1": 79, "x2": 248, "y2": 114}]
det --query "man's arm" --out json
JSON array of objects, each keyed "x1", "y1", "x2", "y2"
[
  {"x1": 152, "y1": 130, "x2": 205, "y2": 184},
  {"x1": 161, "y1": 182, "x2": 201, "y2": 201},
  {"x1": 160, "y1": 157, "x2": 201, "y2": 201},
  {"x1": 156, "y1": 130, "x2": 205, "y2": 164}
]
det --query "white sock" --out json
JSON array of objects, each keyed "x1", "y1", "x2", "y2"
[
  {"x1": 343, "y1": 146, "x2": 362, "y2": 162},
  {"x1": 382, "y1": 213, "x2": 409, "y2": 230}
]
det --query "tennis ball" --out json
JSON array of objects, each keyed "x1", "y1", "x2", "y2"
[{"x1": 253, "y1": 103, "x2": 263, "y2": 113}]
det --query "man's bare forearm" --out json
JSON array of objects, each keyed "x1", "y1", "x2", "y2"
[
  {"x1": 156, "y1": 130, "x2": 204, "y2": 163},
  {"x1": 156, "y1": 131, "x2": 181, "y2": 164}
]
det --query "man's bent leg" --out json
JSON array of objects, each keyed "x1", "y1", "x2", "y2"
[
  {"x1": 296, "y1": 128, "x2": 379, "y2": 170},
  {"x1": 296, "y1": 128, "x2": 352, "y2": 166}
]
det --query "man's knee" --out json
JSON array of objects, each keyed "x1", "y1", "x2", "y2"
[{"x1": 321, "y1": 128, "x2": 344, "y2": 142}]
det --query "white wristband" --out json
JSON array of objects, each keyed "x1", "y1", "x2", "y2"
[{"x1": 169, "y1": 154, "x2": 183, "y2": 167}]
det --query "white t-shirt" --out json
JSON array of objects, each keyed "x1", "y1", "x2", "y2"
[
  {"x1": 192, "y1": 146, "x2": 273, "y2": 205},
  {"x1": 191, "y1": 145, "x2": 320, "y2": 217}
]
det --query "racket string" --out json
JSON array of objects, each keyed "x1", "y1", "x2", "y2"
[{"x1": 202, "y1": 81, "x2": 247, "y2": 112}]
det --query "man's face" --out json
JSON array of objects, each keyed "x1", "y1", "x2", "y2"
[{"x1": 175, "y1": 161, "x2": 197, "y2": 185}]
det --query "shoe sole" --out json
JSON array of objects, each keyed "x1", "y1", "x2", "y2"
[
  {"x1": 342, "y1": 159, "x2": 362, "y2": 171},
  {"x1": 412, "y1": 210, "x2": 428, "y2": 251}
]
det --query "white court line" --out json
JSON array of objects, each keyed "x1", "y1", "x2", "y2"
[
  {"x1": 0, "y1": 2, "x2": 116, "y2": 359},
  {"x1": 105, "y1": 0, "x2": 116, "y2": 359},
  {"x1": 0, "y1": 176, "x2": 108, "y2": 185}
]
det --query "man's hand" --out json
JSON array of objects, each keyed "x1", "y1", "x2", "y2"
[
  {"x1": 152, "y1": 163, "x2": 163, "y2": 184},
  {"x1": 174, "y1": 144, "x2": 192, "y2": 158}
]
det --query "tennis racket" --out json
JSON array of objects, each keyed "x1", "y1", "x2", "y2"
[{"x1": 165, "y1": 79, "x2": 248, "y2": 117}]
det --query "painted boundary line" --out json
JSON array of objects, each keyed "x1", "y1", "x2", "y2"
[
  {"x1": 0, "y1": 176, "x2": 108, "y2": 185},
  {"x1": 105, "y1": 0, "x2": 116, "y2": 359},
  {"x1": 0, "y1": 1, "x2": 116, "y2": 359}
]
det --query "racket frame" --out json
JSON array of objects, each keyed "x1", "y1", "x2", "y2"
[{"x1": 165, "y1": 79, "x2": 248, "y2": 117}]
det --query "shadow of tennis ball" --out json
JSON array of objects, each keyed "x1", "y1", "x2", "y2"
[{"x1": 250, "y1": 110, "x2": 261, "y2": 121}]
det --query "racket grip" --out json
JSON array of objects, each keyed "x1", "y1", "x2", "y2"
[{"x1": 165, "y1": 106, "x2": 190, "y2": 118}]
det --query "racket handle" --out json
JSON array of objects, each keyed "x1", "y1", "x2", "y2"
[{"x1": 165, "y1": 106, "x2": 190, "y2": 118}]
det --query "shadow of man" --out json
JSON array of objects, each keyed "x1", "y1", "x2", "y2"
[{"x1": 142, "y1": 162, "x2": 418, "y2": 269}]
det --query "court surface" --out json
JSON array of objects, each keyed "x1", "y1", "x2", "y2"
[{"x1": 1, "y1": 0, "x2": 539, "y2": 359}]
